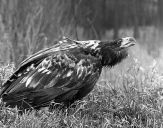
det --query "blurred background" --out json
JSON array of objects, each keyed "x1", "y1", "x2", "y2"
[{"x1": 0, "y1": 0, "x2": 162, "y2": 71}]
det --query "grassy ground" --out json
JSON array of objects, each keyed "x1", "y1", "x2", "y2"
[{"x1": 0, "y1": 45, "x2": 163, "y2": 128}]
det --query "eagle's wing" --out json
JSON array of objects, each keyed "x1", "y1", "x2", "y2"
[
  {"x1": 1, "y1": 41, "x2": 77, "y2": 93},
  {"x1": 1, "y1": 45, "x2": 101, "y2": 108}
]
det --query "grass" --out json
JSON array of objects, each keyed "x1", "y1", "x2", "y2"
[{"x1": 0, "y1": 52, "x2": 163, "y2": 128}]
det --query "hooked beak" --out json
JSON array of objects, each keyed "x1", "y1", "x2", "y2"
[{"x1": 120, "y1": 37, "x2": 136, "y2": 48}]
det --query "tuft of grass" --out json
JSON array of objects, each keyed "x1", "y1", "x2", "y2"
[{"x1": 0, "y1": 59, "x2": 163, "y2": 128}]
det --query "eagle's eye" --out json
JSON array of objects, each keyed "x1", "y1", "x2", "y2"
[
  {"x1": 114, "y1": 39, "x2": 122, "y2": 47},
  {"x1": 117, "y1": 39, "x2": 122, "y2": 44}
]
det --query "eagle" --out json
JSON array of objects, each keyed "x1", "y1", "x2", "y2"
[{"x1": 0, "y1": 37, "x2": 136, "y2": 110}]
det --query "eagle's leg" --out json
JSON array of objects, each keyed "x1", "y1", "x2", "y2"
[
  {"x1": 75, "y1": 84, "x2": 95, "y2": 101},
  {"x1": 65, "y1": 84, "x2": 95, "y2": 108}
]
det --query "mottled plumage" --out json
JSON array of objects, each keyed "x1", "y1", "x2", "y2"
[{"x1": 0, "y1": 37, "x2": 136, "y2": 110}]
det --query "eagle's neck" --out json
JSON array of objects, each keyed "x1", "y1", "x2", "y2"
[{"x1": 100, "y1": 48, "x2": 128, "y2": 67}]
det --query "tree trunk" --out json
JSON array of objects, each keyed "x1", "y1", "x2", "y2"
[
  {"x1": 133, "y1": 0, "x2": 139, "y2": 38},
  {"x1": 158, "y1": 0, "x2": 163, "y2": 28},
  {"x1": 113, "y1": 0, "x2": 119, "y2": 39}
]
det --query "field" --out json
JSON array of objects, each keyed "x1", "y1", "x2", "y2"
[
  {"x1": 0, "y1": 36, "x2": 163, "y2": 128},
  {"x1": 0, "y1": 0, "x2": 162, "y2": 127}
]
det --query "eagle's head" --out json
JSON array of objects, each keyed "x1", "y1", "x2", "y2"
[{"x1": 99, "y1": 37, "x2": 136, "y2": 67}]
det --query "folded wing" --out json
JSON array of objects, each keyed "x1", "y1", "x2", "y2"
[{"x1": 0, "y1": 44, "x2": 101, "y2": 109}]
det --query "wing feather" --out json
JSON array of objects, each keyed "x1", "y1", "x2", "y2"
[{"x1": 1, "y1": 42, "x2": 102, "y2": 108}]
